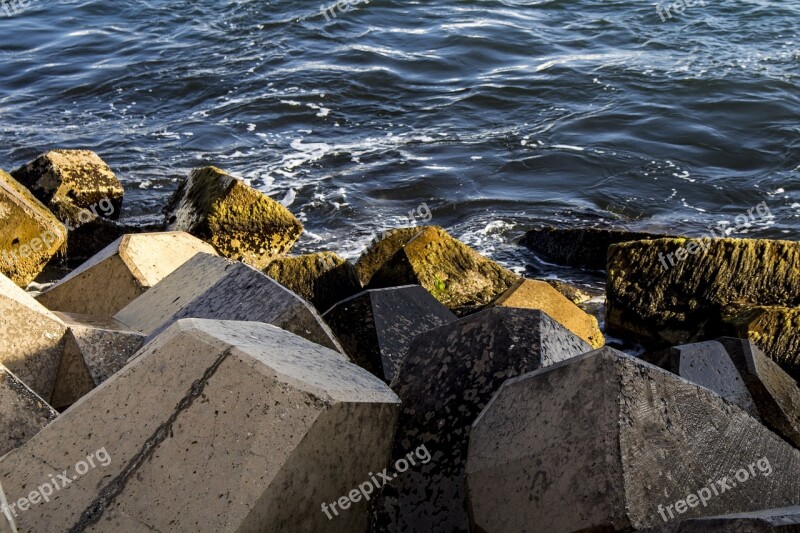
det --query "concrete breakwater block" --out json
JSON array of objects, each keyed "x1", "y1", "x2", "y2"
[
  {"x1": 322, "y1": 285, "x2": 457, "y2": 382},
  {"x1": 649, "y1": 506, "x2": 800, "y2": 532},
  {"x1": 466, "y1": 347, "x2": 800, "y2": 532},
  {"x1": 374, "y1": 307, "x2": 590, "y2": 532},
  {"x1": 264, "y1": 252, "x2": 362, "y2": 313},
  {"x1": 37, "y1": 232, "x2": 217, "y2": 317},
  {"x1": 0, "y1": 364, "x2": 57, "y2": 457},
  {"x1": 0, "y1": 319, "x2": 400, "y2": 532},
  {"x1": 492, "y1": 278, "x2": 605, "y2": 348},
  {"x1": 354, "y1": 227, "x2": 425, "y2": 286},
  {"x1": 0, "y1": 273, "x2": 67, "y2": 401},
  {"x1": 0, "y1": 170, "x2": 66, "y2": 287},
  {"x1": 114, "y1": 253, "x2": 344, "y2": 353},
  {"x1": 367, "y1": 226, "x2": 519, "y2": 316},
  {"x1": 0, "y1": 482, "x2": 16, "y2": 533},
  {"x1": 164, "y1": 166, "x2": 303, "y2": 268},
  {"x1": 49, "y1": 312, "x2": 145, "y2": 410}
]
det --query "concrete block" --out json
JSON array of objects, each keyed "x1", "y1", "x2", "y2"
[
  {"x1": 0, "y1": 482, "x2": 17, "y2": 533},
  {"x1": 0, "y1": 364, "x2": 57, "y2": 457},
  {"x1": 0, "y1": 319, "x2": 400, "y2": 532},
  {"x1": 650, "y1": 506, "x2": 800, "y2": 532},
  {"x1": 37, "y1": 232, "x2": 217, "y2": 317},
  {"x1": 354, "y1": 227, "x2": 424, "y2": 286}
]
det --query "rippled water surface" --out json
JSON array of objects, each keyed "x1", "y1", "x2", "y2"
[{"x1": 1, "y1": 0, "x2": 798, "y2": 284}]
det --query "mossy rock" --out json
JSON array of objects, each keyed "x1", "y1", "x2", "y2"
[
  {"x1": 164, "y1": 166, "x2": 303, "y2": 268},
  {"x1": 354, "y1": 226, "x2": 425, "y2": 286},
  {"x1": 607, "y1": 237, "x2": 800, "y2": 346},
  {"x1": 0, "y1": 170, "x2": 67, "y2": 286},
  {"x1": 263, "y1": 252, "x2": 362, "y2": 313},
  {"x1": 367, "y1": 226, "x2": 519, "y2": 316},
  {"x1": 11, "y1": 149, "x2": 124, "y2": 224}
]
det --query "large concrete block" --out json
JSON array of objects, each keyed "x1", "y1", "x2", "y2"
[
  {"x1": 0, "y1": 482, "x2": 16, "y2": 533},
  {"x1": 651, "y1": 506, "x2": 800, "y2": 532},
  {"x1": 0, "y1": 364, "x2": 57, "y2": 457},
  {"x1": 114, "y1": 253, "x2": 344, "y2": 353},
  {"x1": 0, "y1": 319, "x2": 400, "y2": 532},
  {"x1": 466, "y1": 347, "x2": 800, "y2": 532},
  {"x1": 323, "y1": 285, "x2": 457, "y2": 382},
  {"x1": 50, "y1": 312, "x2": 145, "y2": 410},
  {"x1": 492, "y1": 278, "x2": 605, "y2": 348},
  {"x1": 374, "y1": 307, "x2": 591, "y2": 531},
  {"x1": 164, "y1": 166, "x2": 302, "y2": 268},
  {"x1": 0, "y1": 273, "x2": 67, "y2": 400},
  {"x1": 0, "y1": 170, "x2": 66, "y2": 287},
  {"x1": 37, "y1": 232, "x2": 217, "y2": 316}
]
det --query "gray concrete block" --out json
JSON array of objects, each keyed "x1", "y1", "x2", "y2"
[
  {"x1": 0, "y1": 364, "x2": 57, "y2": 457},
  {"x1": 649, "y1": 506, "x2": 800, "y2": 532}
]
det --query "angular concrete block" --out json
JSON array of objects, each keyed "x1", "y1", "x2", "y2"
[
  {"x1": 164, "y1": 166, "x2": 302, "y2": 268},
  {"x1": 0, "y1": 364, "x2": 57, "y2": 457},
  {"x1": 264, "y1": 252, "x2": 362, "y2": 313},
  {"x1": 0, "y1": 319, "x2": 400, "y2": 532},
  {"x1": 50, "y1": 312, "x2": 146, "y2": 410},
  {"x1": 493, "y1": 278, "x2": 605, "y2": 348},
  {"x1": 37, "y1": 232, "x2": 217, "y2": 316},
  {"x1": 0, "y1": 273, "x2": 67, "y2": 400},
  {"x1": 651, "y1": 506, "x2": 800, "y2": 532},
  {"x1": 466, "y1": 347, "x2": 800, "y2": 532},
  {"x1": 0, "y1": 482, "x2": 17, "y2": 533},
  {"x1": 323, "y1": 285, "x2": 457, "y2": 382},
  {"x1": 0, "y1": 170, "x2": 66, "y2": 287},
  {"x1": 375, "y1": 307, "x2": 591, "y2": 532},
  {"x1": 115, "y1": 253, "x2": 344, "y2": 353},
  {"x1": 354, "y1": 227, "x2": 425, "y2": 286}
]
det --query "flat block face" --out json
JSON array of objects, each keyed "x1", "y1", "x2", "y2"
[
  {"x1": 467, "y1": 348, "x2": 800, "y2": 533},
  {"x1": 0, "y1": 170, "x2": 67, "y2": 287},
  {"x1": 376, "y1": 307, "x2": 590, "y2": 532},
  {"x1": 0, "y1": 319, "x2": 399, "y2": 533},
  {"x1": 115, "y1": 253, "x2": 344, "y2": 353},
  {"x1": 0, "y1": 274, "x2": 67, "y2": 401},
  {"x1": 655, "y1": 506, "x2": 800, "y2": 532},
  {"x1": 0, "y1": 365, "x2": 57, "y2": 457}
]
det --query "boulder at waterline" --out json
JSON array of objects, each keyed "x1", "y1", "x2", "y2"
[
  {"x1": 37, "y1": 231, "x2": 217, "y2": 317},
  {"x1": 163, "y1": 166, "x2": 302, "y2": 268},
  {"x1": 354, "y1": 226, "x2": 424, "y2": 286},
  {"x1": 0, "y1": 364, "x2": 58, "y2": 457},
  {"x1": 322, "y1": 285, "x2": 457, "y2": 382},
  {"x1": 114, "y1": 253, "x2": 344, "y2": 352},
  {"x1": 0, "y1": 319, "x2": 400, "y2": 532},
  {"x1": 466, "y1": 347, "x2": 800, "y2": 532},
  {"x1": 373, "y1": 307, "x2": 590, "y2": 532}
]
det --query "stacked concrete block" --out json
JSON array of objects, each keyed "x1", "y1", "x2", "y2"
[{"x1": 0, "y1": 364, "x2": 57, "y2": 457}]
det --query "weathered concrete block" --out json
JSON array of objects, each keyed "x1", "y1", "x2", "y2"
[
  {"x1": 466, "y1": 347, "x2": 800, "y2": 532},
  {"x1": 367, "y1": 226, "x2": 519, "y2": 316},
  {"x1": 0, "y1": 273, "x2": 67, "y2": 400},
  {"x1": 374, "y1": 307, "x2": 591, "y2": 531},
  {"x1": 49, "y1": 312, "x2": 145, "y2": 410},
  {"x1": 0, "y1": 364, "x2": 57, "y2": 457},
  {"x1": 323, "y1": 285, "x2": 457, "y2": 382},
  {"x1": 0, "y1": 319, "x2": 400, "y2": 532},
  {"x1": 164, "y1": 166, "x2": 302, "y2": 268},
  {"x1": 115, "y1": 253, "x2": 344, "y2": 352},
  {"x1": 0, "y1": 482, "x2": 16, "y2": 533},
  {"x1": 723, "y1": 306, "x2": 800, "y2": 382},
  {"x1": 354, "y1": 227, "x2": 425, "y2": 286},
  {"x1": 607, "y1": 238, "x2": 800, "y2": 345},
  {"x1": 0, "y1": 170, "x2": 66, "y2": 287},
  {"x1": 650, "y1": 506, "x2": 800, "y2": 532},
  {"x1": 264, "y1": 252, "x2": 362, "y2": 313},
  {"x1": 37, "y1": 232, "x2": 217, "y2": 316},
  {"x1": 11, "y1": 150, "x2": 124, "y2": 224},
  {"x1": 492, "y1": 278, "x2": 605, "y2": 348}
]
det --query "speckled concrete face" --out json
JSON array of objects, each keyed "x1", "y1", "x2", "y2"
[
  {"x1": 0, "y1": 319, "x2": 400, "y2": 533},
  {"x1": 37, "y1": 232, "x2": 218, "y2": 317},
  {"x1": 114, "y1": 253, "x2": 345, "y2": 354},
  {"x1": 0, "y1": 364, "x2": 57, "y2": 457},
  {"x1": 650, "y1": 505, "x2": 800, "y2": 532},
  {"x1": 466, "y1": 347, "x2": 800, "y2": 532},
  {"x1": 374, "y1": 306, "x2": 591, "y2": 532}
]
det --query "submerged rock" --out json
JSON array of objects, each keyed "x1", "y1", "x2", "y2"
[
  {"x1": 0, "y1": 364, "x2": 58, "y2": 457},
  {"x1": 0, "y1": 170, "x2": 67, "y2": 287},
  {"x1": 164, "y1": 166, "x2": 302, "y2": 268},
  {"x1": 367, "y1": 226, "x2": 519, "y2": 316},
  {"x1": 264, "y1": 252, "x2": 362, "y2": 313},
  {"x1": 354, "y1": 227, "x2": 425, "y2": 286},
  {"x1": 466, "y1": 347, "x2": 800, "y2": 532}
]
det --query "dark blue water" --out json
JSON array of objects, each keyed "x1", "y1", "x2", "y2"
[{"x1": 1, "y1": 0, "x2": 798, "y2": 285}]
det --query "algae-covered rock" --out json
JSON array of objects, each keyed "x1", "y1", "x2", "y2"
[
  {"x1": 164, "y1": 166, "x2": 302, "y2": 268},
  {"x1": 723, "y1": 306, "x2": 800, "y2": 382},
  {"x1": 493, "y1": 278, "x2": 605, "y2": 348},
  {"x1": 520, "y1": 226, "x2": 666, "y2": 269},
  {"x1": 264, "y1": 252, "x2": 361, "y2": 312},
  {"x1": 354, "y1": 227, "x2": 425, "y2": 286},
  {"x1": 367, "y1": 226, "x2": 519, "y2": 316},
  {"x1": 606, "y1": 238, "x2": 800, "y2": 346},
  {"x1": 0, "y1": 170, "x2": 67, "y2": 287},
  {"x1": 11, "y1": 149, "x2": 124, "y2": 224}
]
